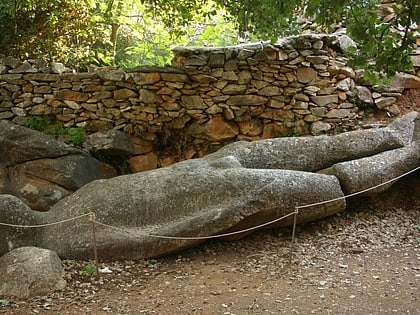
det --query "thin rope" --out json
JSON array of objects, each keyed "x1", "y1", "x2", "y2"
[
  {"x1": 93, "y1": 211, "x2": 298, "y2": 240},
  {"x1": 296, "y1": 165, "x2": 420, "y2": 210},
  {"x1": 0, "y1": 213, "x2": 93, "y2": 228},
  {"x1": 0, "y1": 165, "x2": 418, "y2": 240},
  {"x1": 92, "y1": 165, "x2": 419, "y2": 241}
]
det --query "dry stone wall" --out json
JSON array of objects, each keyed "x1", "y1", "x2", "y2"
[{"x1": 1, "y1": 32, "x2": 419, "y2": 170}]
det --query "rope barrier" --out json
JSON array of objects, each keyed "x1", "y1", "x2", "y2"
[
  {"x1": 93, "y1": 211, "x2": 298, "y2": 241},
  {"x1": 296, "y1": 165, "x2": 420, "y2": 211},
  {"x1": 93, "y1": 165, "x2": 420, "y2": 241},
  {"x1": 0, "y1": 165, "x2": 418, "y2": 243},
  {"x1": 0, "y1": 212, "x2": 93, "y2": 228}
]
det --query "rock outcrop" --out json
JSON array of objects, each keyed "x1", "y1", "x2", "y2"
[
  {"x1": 0, "y1": 246, "x2": 66, "y2": 298},
  {"x1": 0, "y1": 112, "x2": 418, "y2": 261},
  {"x1": 0, "y1": 120, "x2": 117, "y2": 211}
]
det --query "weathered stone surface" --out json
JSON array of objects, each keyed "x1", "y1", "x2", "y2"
[
  {"x1": 354, "y1": 86, "x2": 373, "y2": 104},
  {"x1": 296, "y1": 67, "x2": 317, "y2": 83},
  {"x1": 2, "y1": 56, "x2": 21, "y2": 68},
  {"x1": 97, "y1": 69, "x2": 125, "y2": 81},
  {"x1": 207, "y1": 123, "x2": 409, "y2": 172},
  {"x1": 160, "y1": 73, "x2": 188, "y2": 82},
  {"x1": 0, "y1": 121, "x2": 117, "y2": 210},
  {"x1": 8, "y1": 61, "x2": 37, "y2": 74},
  {"x1": 258, "y1": 86, "x2": 282, "y2": 96},
  {"x1": 189, "y1": 74, "x2": 217, "y2": 84},
  {"x1": 271, "y1": 109, "x2": 295, "y2": 121},
  {"x1": 182, "y1": 95, "x2": 207, "y2": 109},
  {"x1": 227, "y1": 95, "x2": 268, "y2": 106},
  {"x1": 129, "y1": 152, "x2": 158, "y2": 173},
  {"x1": 386, "y1": 111, "x2": 420, "y2": 144},
  {"x1": 311, "y1": 121, "x2": 332, "y2": 134},
  {"x1": 139, "y1": 89, "x2": 162, "y2": 103},
  {"x1": 336, "y1": 34, "x2": 357, "y2": 52},
  {"x1": 222, "y1": 84, "x2": 247, "y2": 95},
  {"x1": 84, "y1": 129, "x2": 136, "y2": 155},
  {"x1": 114, "y1": 88, "x2": 138, "y2": 99},
  {"x1": 310, "y1": 95, "x2": 338, "y2": 106},
  {"x1": 38, "y1": 161, "x2": 344, "y2": 260},
  {"x1": 189, "y1": 116, "x2": 239, "y2": 141},
  {"x1": 55, "y1": 90, "x2": 89, "y2": 102},
  {"x1": 238, "y1": 120, "x2": 263, "y2": 136},
  {"x1": 0, "y1": 120, "x2": 79, "y2": 166},
  {"x1": 325, "y1": 108, "x2": 350, "y2": 119},
  {"x1": 208, "y1": 53, "x2": 225, "y2": 67},
  {"x1": 390, "y1": 73, "x2": 420, "y2": 89},
  {"x1": 1, "y1": 113, "x2": 418, "y2": 261},
  {"x1": 51, "y1": 62, "x2": 68, "y2": 74},
  {"x1": 0, "y1": 246, "x2": 65, "y2": 298},
  {"x1": 0, "y1": 195, "x2": 40, "y2": 254},
  {"x1": 336, "y1": 78, "x2": 353, "y2": 91},
  {"x1": 375, "y1": 97, "x2": 396, "y2": 109},
  {"x1": 327, "y1": 142, "x2": 419, "y2": 195},
  {"x1": 131, "y1": 72, "x2": 161, "y2": 85}
]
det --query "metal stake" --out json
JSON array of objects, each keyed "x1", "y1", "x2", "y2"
[
  {"x1": 289, "y1": 207, "x2": 299, "y2": 265},
  {"x1": 89, "y1": 213, "x2": 99, "y2": 277}
]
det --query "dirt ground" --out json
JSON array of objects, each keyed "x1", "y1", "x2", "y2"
[{"x1": 1, "y1": 170, "x2": 419, "y2": 315}]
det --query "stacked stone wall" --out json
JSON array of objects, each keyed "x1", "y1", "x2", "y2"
[{"x1": 1, "y1": 32, "x2": 419, "y2": 169}]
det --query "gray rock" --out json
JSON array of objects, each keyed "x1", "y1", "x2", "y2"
[
  {"x1": 375, "y1": 97, "x2": 396, "y2": 109},
  {"x1": 206, "y1": 127, "x2": 405, "y2": 172},
  {"x1": 0, "y1": 195, "x2": 41, "y2": 254},
  {"x1": 0, "y1": 120, "x2": 79, "y2": 166},
  {"x1": 2, "y1": 56, "x2": 21, "y2": 68},
  {"x1": 41, "y1": 162, "x2": 345, "y2": 260},
  {"x1": 327, "y1": 142, "x2": 420, "y2": 195},
  {"x1": 390, "y1": 72, "x2": 420, "y2": 89},
  {"x1": 0, "y1": 246, "x2": 65, "y2": 298},
  {"x1": 0, "y1": 120, "x2": 117, "y2": 211},
  {"x1": 84, "y1": 129, "x2": 136, "y2": 155},
  {"x1": 354, "y1": 86, "x2": 373, "y2": 104},
  {"x1": 336, "y1": 34, "x2": 357, "y2": 53},
  {"x1": 311, "y1": 121, "x2": 332, "y2": 134},
  {"x1": 387, "y1": 111, "x2": 419, "y2": 144}
]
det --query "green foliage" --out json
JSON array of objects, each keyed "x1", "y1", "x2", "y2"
[
  {"x1": 82, "y1": 263, "x2": 97, "y2": 276},
  {"x1": 25, "y1": 116, "x2": 52, "y2": 131},
  {"x1": 217, "y1": 0, "x2": 300, "y2": 39},
  {"x1": 64, "y1": 127, "x2": 86, "y2": 147},
  {"x1": 344, "y1": 0, "x2": 418, "y2": 80},
  {"x1": 0, "y1": 299, "x2": 10, "y2": 307},
  {"x1": 0, "y1": 0, "x2": 418, "y2": 78},
  {"x1": 0, "y1": 0, "x2": 94, "y2": 68},
  {"x1": 25, "y1": 116, "x2": 85, "y2": 147}
]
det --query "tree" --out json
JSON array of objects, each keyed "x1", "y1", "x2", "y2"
[
  {"x1": 217, "y1": 0, "x2": 419, "y2": 80},
  {"x1": 0, "y1": 0, "x2": 418, "y2": 78},
  {"x1": 0, "y1": 0, "x2": 94, "y2": 68},
  {"x1": 305, "y1": 0, "x2": 419, "y2": 80}
]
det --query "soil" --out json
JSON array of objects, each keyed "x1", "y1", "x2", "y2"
[{"x1": 1, "y1": 97, "x2": 419, "y2": 315}]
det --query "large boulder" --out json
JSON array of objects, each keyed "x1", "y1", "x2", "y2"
[
  {"x1": 40, "y1": 164, "x2": 345, "y2": 260},
  {"x1": 0, "y1": 120, "x2": 117, "y2": 211},
  {"x1": 327, "y1": 142, "x2": 420, "y2": 195},
  {"x1": 206, "y1": 127, "x2": 405, "y2": 172},
  {"x1": 0, "y1": 112, "x2": 418, "y2": 261},
  {"x1": 0, "y1": 246, "x2": 65, "y2": 298},
  {"x1": 0, "y1": 195, "x2": 41, "y2": 254}
]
